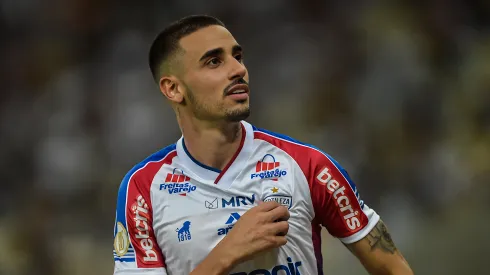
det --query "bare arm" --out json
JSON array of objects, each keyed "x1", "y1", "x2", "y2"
[{"x1": 345, "y1": 219, "x2": 413, "y2": 275}]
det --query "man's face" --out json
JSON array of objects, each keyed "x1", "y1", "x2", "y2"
[{"x1": 177, "y1": 25, "x2": 250, "y2": 122}]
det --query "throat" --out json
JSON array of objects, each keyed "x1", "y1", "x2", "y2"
[{"x1": 182, "y1": 123, "x2": 245, "y2": 172}]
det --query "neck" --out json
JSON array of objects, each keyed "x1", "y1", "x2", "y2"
[{"x1": 178, "y1": 115, "x2": 243, "y2": 171}]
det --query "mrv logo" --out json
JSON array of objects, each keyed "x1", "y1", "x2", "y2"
[
  {"x1": 251, "y1": 154, "x2": 287, "y2": 181},
  {"x1": 231, "y1": 257, "x2": 302, "y2": 275},
  {"x1": 217, "y1": 212, "x2": 241, "y2": 235},
  {"x1": 222, "y1": 194, "x2": 255, "y2": 208},
  {"x1": 159, "y1": 168, "x2": 197, "y2": 196}
]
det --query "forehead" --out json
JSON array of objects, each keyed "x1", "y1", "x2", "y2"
[{"x1": 179, "y1": 25, "x2": 239, "y2": 60}]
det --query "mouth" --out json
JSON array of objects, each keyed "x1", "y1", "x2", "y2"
[{"x1": 225, "y1": 83, "x2": 249, "y2": 96}]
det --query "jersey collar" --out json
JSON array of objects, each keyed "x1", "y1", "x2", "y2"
[{"x1": 176, "y1": 121, "x2": 255, "y2": 187}]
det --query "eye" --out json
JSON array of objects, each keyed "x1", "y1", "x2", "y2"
[
  {"x1": 207, "y1": 57, "x2": 221, "y2": 67},
  {"x1": 235, "y1": 54, "x2": 243, "y2": 62}
]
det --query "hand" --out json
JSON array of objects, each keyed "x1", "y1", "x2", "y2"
[{"x1": 214, "y1": 201, "x2": 290, "y2": 266}]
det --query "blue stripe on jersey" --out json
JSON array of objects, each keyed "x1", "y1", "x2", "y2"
[
  {"x1": 253, "y1": 126, "x2": 364, "y2": 208},
  {"x1": 114, "y1": 257, "x2": 136, "y2": 262},
  {"x1": 182, "y1": 138, "x2": 221, "y2": 173},
  {"x1": 324, "y1": 154, "x2": 364, "y2": 208},
  {"x1": 114, "y1": 144, "x2": 177, "y2": 239},
  {"x1": 114, "y1": 254, "x2": 135, "y2": 257}
]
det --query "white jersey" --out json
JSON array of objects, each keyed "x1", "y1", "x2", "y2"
[{"x1": 113, "y1": 121, "x2": 379, "y2": 275}]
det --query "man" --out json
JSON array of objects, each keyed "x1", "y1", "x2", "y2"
[{"x1": 113, "y1": 15, "x2": 414, "y2": 275}]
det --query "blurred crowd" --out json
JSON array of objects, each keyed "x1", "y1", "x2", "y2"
[{"x1": 1, "y1": 1, "x2": 489, "y2": 274}]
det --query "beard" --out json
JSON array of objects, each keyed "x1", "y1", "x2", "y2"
[
  {"x1": 224, "y1": 104, "x2": 250, "y2": 122},
  {"x1": 185, "y1": 85, "x2": 250, "y2": 122}
]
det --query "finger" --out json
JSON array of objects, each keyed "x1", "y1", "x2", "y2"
[
  {"x1": 264, "y1": 221, "x2": 289, "y2": 236},
  {"x1": 265, "y1": 205, "x2": 290, "y2": 222},
  {"x1": 257, "y1": 235, "x2": 288, "y2": 251},
  {"x1": 270, "y1": 235, "x2": 288, "y2": 247},
  {"x1": 252, "y1": 200, "x2": 282, "y2": 212}
]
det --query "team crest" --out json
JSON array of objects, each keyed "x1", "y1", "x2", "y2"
[
  {"x1": 176, "y1": 221, "x2": 192, "y2": 242},
  {"x1": 263, "y1": 194, "x2": 293, "y2": 209}
]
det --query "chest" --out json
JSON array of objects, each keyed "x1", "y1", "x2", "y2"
[{"x1": 150, "y1": 171, "x2": 312, "y2": 269}]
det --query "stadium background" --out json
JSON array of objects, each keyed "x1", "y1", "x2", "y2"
[{"x1": 1, "y1": 0, "x2": 489, "y2": 274}]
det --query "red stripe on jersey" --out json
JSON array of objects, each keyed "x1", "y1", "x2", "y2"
[
  {"x1": 214, "y1": 123, "x2": 246, "y2": 184},
  {"x1": 126, "y1": 150, "x2": 177, "y2": 268},
  {"x1": 253, "y1": 132, "x2": 368, "y2": 238}
]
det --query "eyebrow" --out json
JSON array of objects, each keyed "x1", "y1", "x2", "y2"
[{"x1": 199, "y1": 45, "x2": 243, "y2": 62}]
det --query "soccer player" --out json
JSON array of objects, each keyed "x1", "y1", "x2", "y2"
[{"x1": 112, "y1": 15, "x2": 414, "y2": 275}]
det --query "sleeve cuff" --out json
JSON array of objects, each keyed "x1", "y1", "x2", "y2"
[{"x1": 338, "y1": 204, "x2": 380, "y2": 244}]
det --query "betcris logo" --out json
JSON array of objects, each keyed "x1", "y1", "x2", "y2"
[
  {"x1": 316, "y1": 167, "x2": 362, "y2": 231},
  {"x1": 133, "y1": 195, "x2": 158, "y2": 262},
  {"x1": 217, "y1": 212, "x2": 241, "y2": 235},
  {"x1": 222, "y1": 194, "x2": 255, "y2": 208},
  {"x1": 231, "y1": 257, "x2": 302, "y2": 275},
  {"x1": 251, "y1": 154, "x2": 287, "y2": 181},
  {"x1": 159, "y1": 168, "x2": 197, "y2": 196}
]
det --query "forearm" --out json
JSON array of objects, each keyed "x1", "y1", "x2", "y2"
[
  {"x1": 345, "y1": 219, "x2": 414, "y2": 275},
  {"x1": 363, "y1": 252, "x2": 413, "y2": 275},
  {"x1": 190, "y1": 246, "x2": 235, "y2": 275},
  {"x1": 385, "y1": 262, "x2": 413, "y2": 275}
]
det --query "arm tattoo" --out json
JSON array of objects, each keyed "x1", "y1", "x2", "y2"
[{"x1": 366, "y1": 220, "x2": 397, "y2": 254}]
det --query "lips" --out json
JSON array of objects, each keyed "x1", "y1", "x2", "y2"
[{"x1": 226, "y1": 83, "x2": 249, "y2": 96}]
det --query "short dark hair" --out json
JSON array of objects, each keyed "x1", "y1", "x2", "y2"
[{"x1": 148, "y1": 15, "x2": 225, "y2": 82}]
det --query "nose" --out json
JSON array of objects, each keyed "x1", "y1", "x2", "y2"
[{"x1": 228, "y1": 57, "x2": 247, "y2": 80}]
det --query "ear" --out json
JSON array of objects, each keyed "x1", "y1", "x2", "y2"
[{"x1": 159, "y1": 76, "x2": 184, "y2": 104}]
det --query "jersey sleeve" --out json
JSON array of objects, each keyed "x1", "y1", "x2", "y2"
[
  {"x1": 308, "y1": 154, "x2": 380, "y2": 244},
  {"x1": 113, "y1": 170, "x2": 167, "y2": 275}
]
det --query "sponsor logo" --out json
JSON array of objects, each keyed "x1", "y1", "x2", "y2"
[
  {"x1": 160, "y1": 168, "x2": 197, "y2": 196},
  {"x1": 176, "y1": 221, "x2": 192, "y2": 242},
  {"x1": 251, "y1": 154, "x2": 287, "y2": 181},
  {"x1": 133, "y1": 195, "x2": 158, "y2": 262},
  {"x1": 264, "y1": 195, "x2": 293, "y2": 210},
  {"x1": 230, "y1": 257, "x2": 302, "y2": 275},
  {"x1": 217, "y1": 212, "x2": 241, "y2": 236},
  {"x1": 316, "y1": 167, "x2": 361, "y2": 230},
  {"x1": 114, "y1": 222, "x2": 130, "y2": 256},
  {"x1": 205, "y1": 198, "x2": 219, "y2": 209},
  {"x1": 222, "y1": 194, "x2": 255, "y2": 208}
]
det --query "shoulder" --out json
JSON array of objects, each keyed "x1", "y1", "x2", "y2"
[
  {"x1": 252, "y1": 125, "x2": 327, "y2": 164},
  {"x1": 117, "y1": 144, "x2": 177, "y2": 194},
  {"x1": 252, "y1": 126, "x2": 356, "y2": 187}
]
